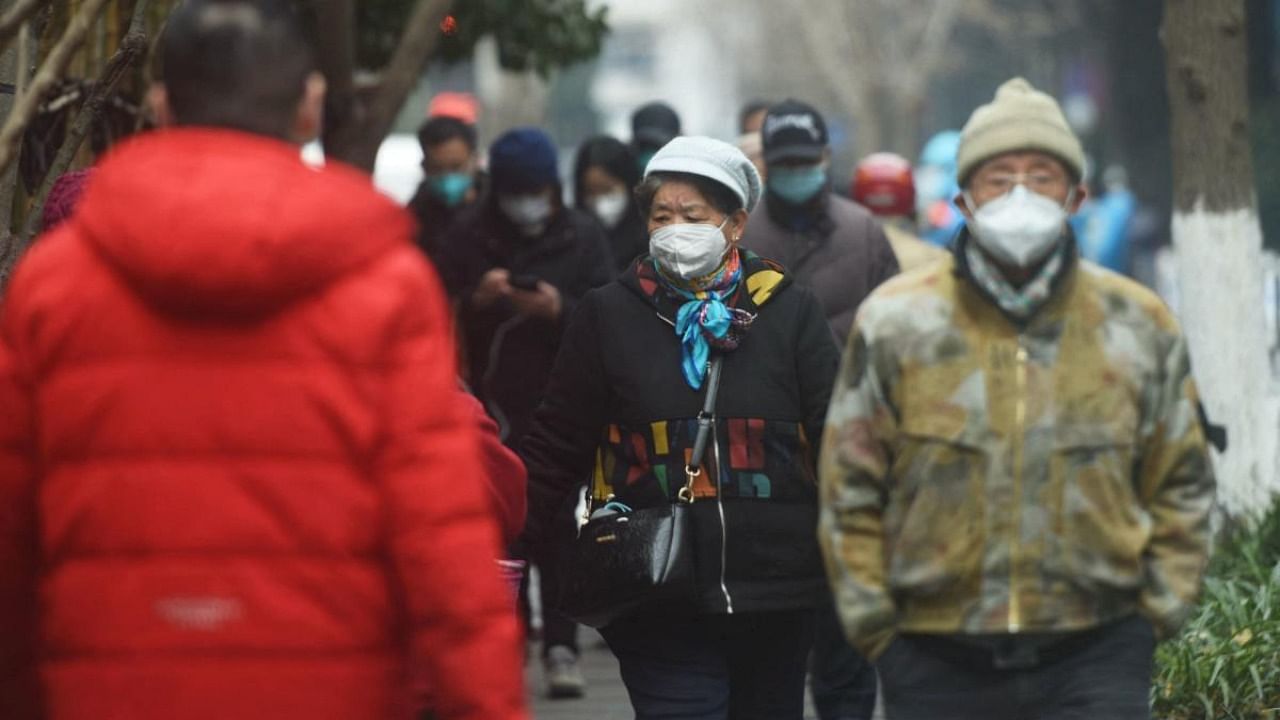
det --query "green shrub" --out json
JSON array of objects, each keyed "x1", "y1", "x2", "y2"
[{"x1": 1152, "y1": 503, "x2": 1280, "y2": 719}]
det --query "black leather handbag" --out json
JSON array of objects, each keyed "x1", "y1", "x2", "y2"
[{"x1": 557, "y1": 356, "x2": 724, "y2": 628}]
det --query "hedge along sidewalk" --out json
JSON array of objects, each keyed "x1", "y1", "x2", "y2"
[{"x1": 1152, "y1": 501, "x2": 1280, "y2": 719}]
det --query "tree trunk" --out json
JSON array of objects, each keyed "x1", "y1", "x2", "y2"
[
  {"x1": 312, "y1": 0, "x2": 358, "y2": 162},
  {"x1": 0, "y1": 40, "x2": 19, "y2": 236},
  {"x1": 0, "y1": 0, "x2": 43, "y2": 49},
  {"x1": 1162, "y1": 0, "x2": 1278, "y2": 516},
  {"x1": 0, "y1": 0, "x2": 111, "y2": 179},
  {"x1": 21, "y1": 0, "x2": 151, "y2": 246},
  {"x1": 319, "y1": 0, "x2": 454, "y2": 173}
]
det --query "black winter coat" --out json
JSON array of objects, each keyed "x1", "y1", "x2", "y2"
[
  {"x1": 438, "y1": 201, "x2": 614, "y2": 444},
  {"x1": 522, "y1": 251, "x2": 841, "y2": 616}
]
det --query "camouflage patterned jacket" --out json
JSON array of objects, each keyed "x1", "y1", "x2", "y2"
[{"x1": 818, "y1": 238, "x2": 1215, "y2": 660}]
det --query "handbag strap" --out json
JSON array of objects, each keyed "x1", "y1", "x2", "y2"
[{"x1": 678, "y1": 355, "x2": 724, "y2": 504}]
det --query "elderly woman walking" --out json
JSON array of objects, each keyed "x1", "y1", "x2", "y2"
[{"x1": 521, "y1": 137, "x2": 840, "y2": 719}]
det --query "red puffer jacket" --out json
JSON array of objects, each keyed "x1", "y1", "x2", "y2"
[{"x1": 0, "y1": 128, "x2": 528, "y2": 720}]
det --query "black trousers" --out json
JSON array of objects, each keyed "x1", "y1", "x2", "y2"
[
  {"x1": 602, "y1": 609, "x2": 816, "y2": 720},
  {"x1": 518, "y1": 492, "x2": 580, "y2": 658},
  {"x1": 876, "y1": 615, "x2": 1156, "y2": 720},
  {"x1": 809, "y1": 602, "x2": 877, "y2": 719}
]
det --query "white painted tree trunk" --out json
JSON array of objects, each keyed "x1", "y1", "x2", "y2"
[
  {"x1": 1163, "y1": 0, "x2": 1277, "y2": 518},
  {"x1": 1172, "y1": 205, "x2": 1279, "y2": 517}
]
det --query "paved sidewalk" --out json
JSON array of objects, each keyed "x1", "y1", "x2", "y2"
[{"x1": 528, "y1": 635, "x2": 630, "y2": 720}]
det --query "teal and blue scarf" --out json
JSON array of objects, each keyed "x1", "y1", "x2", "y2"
[{"x1": 655, "y1": 251, "x2": 753, "y2": 389}]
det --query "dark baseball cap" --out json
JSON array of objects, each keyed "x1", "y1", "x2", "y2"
[
  {"x1": 761, "y1": 99, "x2": 828, "y2": 164},
  {"x1": 631, "y1": 101, "x2": 682, "y2": 148}
]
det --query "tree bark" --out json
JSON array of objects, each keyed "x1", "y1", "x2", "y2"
[
  {"x1": 0, "y1": 0, "x2": 42, "y2": 50},
  {"x1": 20, "y1": 0, "x2": 151, "y2": 247},
  {"x1": 791, "y1": 0, "x2": 882, "y2": 159},
  {"x1": 1162, "y1": 0, "x2": 1278, "y2": 516},
  {"x1": 320, "y1": 0, "x2": 454, "y2": 173},
  {"x1": 349, "y1": 0, "x2": 453, "y2": 171},
  {"x1": 0, "y1": 0, "x2": 112, "y2": 179},
  {"x1": 0, "y1": 37, "x2": 19, "y2": 237},
  {"x1": 312, "y1": 0, "x2": 358, "y2": 162}
]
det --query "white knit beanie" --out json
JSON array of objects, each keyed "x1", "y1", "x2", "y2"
[
  {"x1": 644, "y1": 136, "x2": 763, "y2": 212},
  {"x1": 956, "y1": 77, "x2": 1085, "y2": 186}
]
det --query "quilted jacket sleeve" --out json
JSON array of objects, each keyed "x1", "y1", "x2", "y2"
[
  {"x1": 0, "y1": 300, "x2": 42, "y2": 720},
  {"x1": 817, "y1": 311, "x2": 900, "y2": 661},
  {"x1": 376, "y1": 250, "x2": 527, "y2": 720},
  {"x1": 1136, "y1": 330, "x2": 1216, "y2": 638}
]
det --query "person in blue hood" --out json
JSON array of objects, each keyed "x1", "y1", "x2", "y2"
[{"x1": 915, "y1": 129, "x2": 966, "y2": 247}]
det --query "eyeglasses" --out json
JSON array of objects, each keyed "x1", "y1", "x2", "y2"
[{"x1": 973, "y1": 172, "x2": 1068, "y2": 196}]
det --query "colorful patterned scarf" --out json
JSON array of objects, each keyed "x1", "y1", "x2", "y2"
[
  {"x1": 654, "y1": 250, "x2": 756, "y2": 389},
  {"x1": 964, "y1": 239, "x2": 1067, "y2": 320}
]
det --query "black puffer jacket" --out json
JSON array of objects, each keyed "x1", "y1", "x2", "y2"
[
  {"x1": 437, "y1": 200, "x2": 613, "y2": 445},
  {"x1": 522, "y1": 251, "x2": 840, "y2": 615}
]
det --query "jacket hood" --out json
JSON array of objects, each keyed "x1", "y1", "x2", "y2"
[{"x1": 77, "y1": 128, "x2": 412, "y2": 318}]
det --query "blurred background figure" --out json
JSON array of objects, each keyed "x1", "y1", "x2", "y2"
[
  {"x1": 739, "y1": 99, "x2": 772, "y2": 134},
  {"x1": 573, "y1": 136, "x2": 647, "y2": 275},
  {"x1": 629, "y1": 101, "x2": 682, "y2": 173},
  {"x1": 851, "y1": 152, "x2": 947, "y2": 273},
  {"x1": 737, "y1": 100, "x2": 772, "y2": 180},
  {"x1": 1070, "y1": 164, "x2": 1137, "y2": 274},
  {"x1": 743, "y1": 99, "x2": 898, "y2": 346},
  {"x1": 737, "y1": 131, "x2": 766, "y2": 181},
  {"x1": 408, "y1": 113, "x2": 485, "y2": 261},
  {"x1": 428, "y1": 91, "x2": 481, "y2": 126},
  {"x1": 914, "y1": 129, "x2": 966, "y2": 248},
  {"x1": 38, "y1": 169, "x2": 93, "y2": 234},
  {"x1": 434, "y1": 127, "x2": 612, "y2": 702}
]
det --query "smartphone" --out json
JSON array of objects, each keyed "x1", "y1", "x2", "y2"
[{"x1": 509, "y1": 273, "x2": 542, "y2": 291}]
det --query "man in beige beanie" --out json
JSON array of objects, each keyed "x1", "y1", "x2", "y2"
[{"x1": 818, "y1": 77, "x2": 1215, "y2": 719}]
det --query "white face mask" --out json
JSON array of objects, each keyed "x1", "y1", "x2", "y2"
[
  {"x1": 650, "y1": 219, "x2": 729, "y2": 279},
  {"x1": 588, "y1": 192, "x2": 629, "y2": 230},
  {"x1": 499, "y1": 194, "x2": 554, "y2": 236},
  {"x1": 964, "y1": 184, "x2": 1072, "y2": 267}
]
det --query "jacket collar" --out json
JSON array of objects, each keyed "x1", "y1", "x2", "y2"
[
  {"x1": 620, "y1": 249, "x2": 793, "y2": 323},
  {"x1": 951, "y1": 227, "x2": 1081, "y2": 330},
  {"x1": 764, "y1": 189, "x2": 836, "y2": 237}
]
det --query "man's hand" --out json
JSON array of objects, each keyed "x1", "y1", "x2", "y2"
[
  {"x1": 471, "y1": 268, "x2": 512, "y2": 308},
  {"x1": 508, "y1": 281, "x2": 562, "y2": 321}
]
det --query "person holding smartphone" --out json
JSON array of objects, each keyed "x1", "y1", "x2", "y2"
[{"x1": 434, "y1": 127, "x2": 614, "y2": 699}]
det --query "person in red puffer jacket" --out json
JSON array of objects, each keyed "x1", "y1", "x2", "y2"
[{"x1": 0, "y1": 2, "x2": 527, "y2": 720}]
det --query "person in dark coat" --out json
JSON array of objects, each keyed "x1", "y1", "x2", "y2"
[
  {"x1": 434, "y1": 126, "x2": 613, "y2": 700},
  {"x1": 629, "y1": 101, "x2": 681, "y2": 174},
  {"x1": 740, "y1": 99, "x2": 900, "y2": 720},
  {"x1": 523, "y1": 136, "x2": 840, "y2": 720},
  {"x1": 436, "y1": 127, "x2": 613, "y2": 443},
  {"x1": 573, "y1": 136, "x2": 647, "y2": 275},
  {"x1": 742, "y1": 99, "x2": 899, "y2": 348},
  {"x1": 407, "y1": 115, "x2": 486, "y2": 261}
]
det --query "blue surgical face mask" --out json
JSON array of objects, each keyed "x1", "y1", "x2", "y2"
[
  {"x1": 768, "y1": 164, "x2": 828, "y2": 205},
  {"x1": 427, "y1": 172, "x2": 474, "y2": 208}
]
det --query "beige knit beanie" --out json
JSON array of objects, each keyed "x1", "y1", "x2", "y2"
[{"x1": 956, "y1": 77, "x2": 1085, "y2": 187}]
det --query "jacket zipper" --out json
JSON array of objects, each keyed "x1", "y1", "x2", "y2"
[
  {"x1": 711, "y1": 418, "x2": 734, "y2": 613},
  {"x1": 1009, "y1": 342, "x2": 1028, "y2": 632}
]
